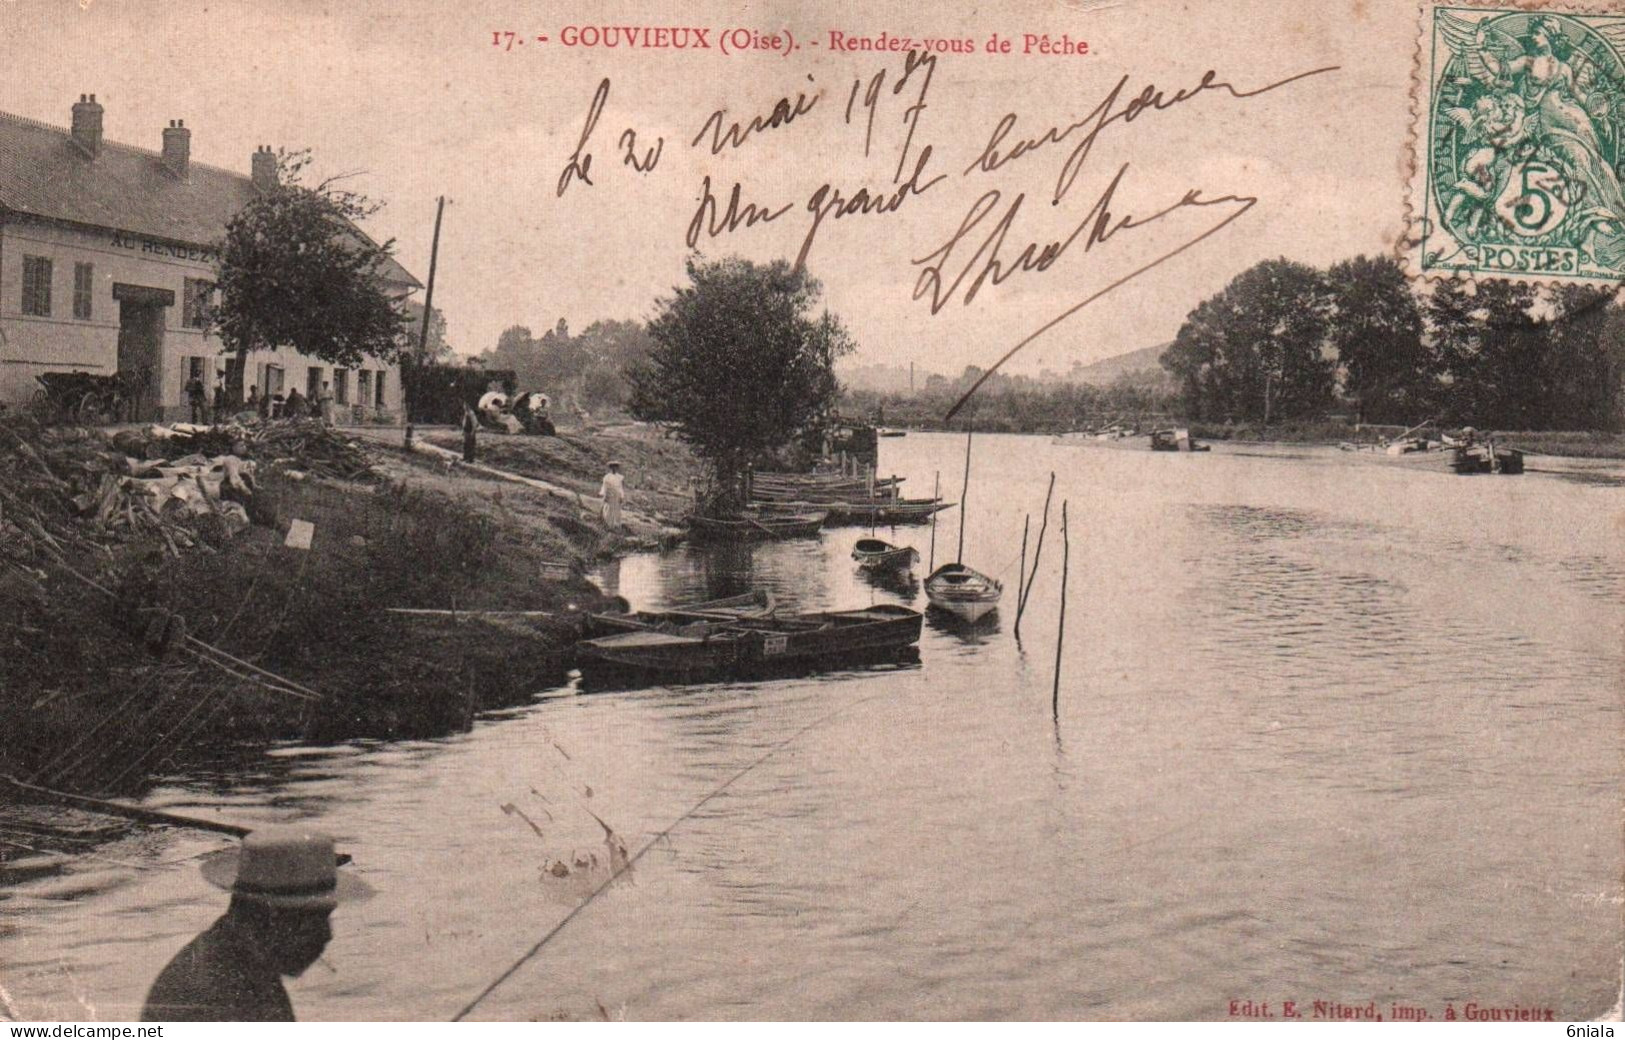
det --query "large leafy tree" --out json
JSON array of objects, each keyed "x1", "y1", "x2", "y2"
[
  {"x1": 1162, "y1": 259, "x2": 1333, "y2": 423},
  {"x1": 213, "y1": 150, "x2": 407, "y2": 380},
  {"x1": 1326, "y1": 256, "x2": 1428, "y2": 424},
  {"x1": 630, "y1": 256, "x2": 854, "y2": 512},
  {"x1": 1427, "y1": 280, "x2": 1538, "y2": 426}
]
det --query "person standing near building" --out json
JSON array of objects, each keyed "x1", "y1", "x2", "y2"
[
  {"x1": 141, "y1": 826, "x2": 371, "y2": 1021},
  {"x1": 246, "y1": 385, "x2": 262, "y2": 418},
  {"x1": 461, "y1": 404, "x2": 478, "y2": 464},
  {"x1": 599, "y1": 461, "x2": 625, "y2": 530},
  {"x1": 213, "y1": 375, "x2": 229, "y2": 422},
  {"x1": 318, "y1": 381, "x2": 335, "y2": 426},
  {"x1": 185, "y1": 372, "x2": 208, "y2": 424}
]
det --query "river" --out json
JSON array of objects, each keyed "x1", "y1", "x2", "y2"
[{"x1": 2, "y1": 432, "x2": 1620, "y2": 1021}]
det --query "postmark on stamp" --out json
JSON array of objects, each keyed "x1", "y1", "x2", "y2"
[{"x1": 1410, "y1": 5, "x2": 1625, "y2": 284}]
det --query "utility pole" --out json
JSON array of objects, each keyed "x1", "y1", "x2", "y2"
[
  {"x1": 417, "y1": 196, "x2": 446, "y2": 360},
  {"x1": 407, "y1": 196, "x2": 446, "y2": 422}
]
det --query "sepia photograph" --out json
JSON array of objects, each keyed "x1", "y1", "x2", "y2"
[{"x1": 0, "y1": 0, "x2": 1620, "y2": 1025}]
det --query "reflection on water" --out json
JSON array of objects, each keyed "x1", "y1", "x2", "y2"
[{"x1": 2, "y1": 435, "x2": 1620, "y2": 1021}]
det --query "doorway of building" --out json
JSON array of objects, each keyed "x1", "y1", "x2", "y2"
[
  {"x1": 114, "y1": 286, "x2": 172, "y2": 422},
  {"x1": 115, "y1": 306, "x2": 162, "y2": 421}
]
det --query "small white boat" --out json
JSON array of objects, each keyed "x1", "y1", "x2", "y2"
[{"x1": 925, "y1": 563, "x2": 1003, "y2": 623}]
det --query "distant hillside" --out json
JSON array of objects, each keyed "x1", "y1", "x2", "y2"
[{"x1": 1067, "y1": 343, "x2": 1171, "y2": 386}]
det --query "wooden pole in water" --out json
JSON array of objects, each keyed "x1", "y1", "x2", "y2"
[
  {"x1": 927, "y1": 471, "x2": 939, "y2": 571},
  {"x1": 956, "y1": 428, "x2": 973, "y2": 564},
  {"x1": 1, "y1": 774, "x2": 250, "y2": 838},
  {"x1": 1052, "y1": 500, "x2": 1069, "y2": 720},
  {"x1": 1016, "y1": 472, "x2": 1056, "y2": 632},
  {"x1": 1016, "y1": 514, "x2": 1029, "y2": 619}
]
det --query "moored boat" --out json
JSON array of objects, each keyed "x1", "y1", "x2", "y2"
[
  {"x1": 1340, "y1": 439, "x2": 1524, "y2": 475},
  {"x1": 1451, "y1": 443, "x2": 1524, "y2": 474},
  {"x1": 686, "y1": 512, "x2": 828, "y2": 541},
  {"x1": 1052, "y1": 426, "x2": 1142, "y2": 448},
  {"x1": 575, "y1": 604, "x2": 924, "y2": 679},
  {"x1": 852, "y1": 537, "x2": 918, "y2": 574},
  {"x1": 582, "y1": 590, "x2": 776, "y2": 638},
  {"x1": 754, "y1": 498, "x2": 953, "y2": 525},
  {"x1": 1149, "y1": 428, "x2": 1209, "y2": 452},
  {"x1": 924, "y1": 563, "x2": 1003, "y2": 623}
]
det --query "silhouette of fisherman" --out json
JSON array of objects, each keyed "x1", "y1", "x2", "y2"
[{"x1": 142, "y1": 826, "x2": 371, "y2": 1021}]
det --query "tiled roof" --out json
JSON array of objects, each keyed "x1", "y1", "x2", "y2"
[{"x1": 0, "y1": 110, "x2": 420, "y2": 289}]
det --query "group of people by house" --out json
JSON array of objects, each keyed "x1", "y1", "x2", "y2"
[{"x1": 184, "y1": 374, "x2": 342, "y2": 426}]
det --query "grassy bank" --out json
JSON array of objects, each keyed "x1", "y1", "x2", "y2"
[
  {"x1": 419, "y1": 423, "x2": 701, "y2": 520},
  {"x1": 0, "y1": 419, "x2": 699, "y2": 795}
]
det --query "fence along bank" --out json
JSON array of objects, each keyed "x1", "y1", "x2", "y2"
[{"x1": 0, "y1": 95, "x2": 421, "y2": 421}]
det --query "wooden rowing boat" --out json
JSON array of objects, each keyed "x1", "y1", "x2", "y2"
[
  {"x1": 685, "y1": 511, "x2": 828, "y2": 540},
  {"x1": 852, "y1": 537, "x2": 918, "y2": 574},
  {"x1": 753, "y1": 498, "x2": 953, "y2": 525},
  {"x1": 925, "y1": 563, "x2": 1003, "y2": 623},
  {"x1": 582, "y1": 590, "x2": 777, "y2": 639},
  {"x1": 575, "y1": 604, "x2": 924, "y2": 678}
]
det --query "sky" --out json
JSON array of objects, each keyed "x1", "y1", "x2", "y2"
[{"x1": 6, "y1": 0, "x2": 1419, "y2": 377}]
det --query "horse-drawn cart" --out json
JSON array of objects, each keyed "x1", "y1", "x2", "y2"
[{"x1": 32, "y1": 371, "x2": 129, "y2": 425}]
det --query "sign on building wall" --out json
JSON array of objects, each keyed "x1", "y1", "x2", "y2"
[{"x1": 107, "y1": 232, "x2": 217, "y2": 264}]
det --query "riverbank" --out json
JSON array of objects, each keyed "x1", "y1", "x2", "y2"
[
  {"x1": 1186, "y1": 422, "x2": 1625, "y2": 458},
  {"x1": 875, "y1": 419, "x2": 1625, "y2": 459},
  {"x1": 0, "y1": 419, "x2": 700, "y2": 795}
]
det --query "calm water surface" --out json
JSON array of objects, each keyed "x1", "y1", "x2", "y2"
[{"x1": 3, "y1": 433, "x2": 1620, "y2": 1020}]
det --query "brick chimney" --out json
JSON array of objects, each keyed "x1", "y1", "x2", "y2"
[
  {"x1": 251, "y1": 145, "x2": 278, "y2": 192},
  {"x1": 162, "y1": 119, "x2": 190, "y2": 179},
  {"x1": 71, "y1": 94, "x2": 103, "y2": 158}
]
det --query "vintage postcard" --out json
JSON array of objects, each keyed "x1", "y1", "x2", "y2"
[{"x1": 0, "y1": 0, "x2": 1619, "y2": 1026}]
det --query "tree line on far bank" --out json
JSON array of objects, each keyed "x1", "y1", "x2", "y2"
[
  {"x1": 1161, "y1": 256, "x2": 1625, "y2": 431},
  {"x1": 844, "y1": 256, "x2": 1625, "y2": 435}
]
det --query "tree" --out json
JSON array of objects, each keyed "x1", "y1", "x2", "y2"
[
  {"x1": 629, "y1": 256, "x2": 854, "y2": 512},
  {"x1": 1164, "y1": 259, "x2": 1333, "y2": 423},
  {"x1": 213, "y1": 150, "x2": 407, "y2": 381},
  {"x1": 1543, "y1": 286, "x2": 1620, "y2": 431},
  {"x1": 572, "y1": 320, "x2": 658, "y2": 409},
  {"x1": 1427, "y1": 280, "x2": 1539, "y2": 426},
  {"x1": 1326, "y1": 256, "x2": 1427, "y2": 424},
  {"x1": 399, "y1": 300, "x2": 453, "y2": 363},
  {"x1": 482, "y1": 325, "x2": 544, "y2": 386}
]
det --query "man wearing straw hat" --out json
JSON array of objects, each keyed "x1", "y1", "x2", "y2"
[{"x1": 142, "y1": 826, "x2": 370, "y2": 1021}]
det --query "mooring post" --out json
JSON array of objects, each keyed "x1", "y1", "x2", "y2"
[
  {"x1": 927, "y1": 471, "x2": 939, "y2": 572},
  {"x1": 1053, "y1": 499, "x2": 1069, "y2": 720},
  {"x1": 1015, "y1": 472, "x2": 1056, "y2": 632},
  {"x1": 1016, "y1": 514, "x2": 1030, "y2": 634}
]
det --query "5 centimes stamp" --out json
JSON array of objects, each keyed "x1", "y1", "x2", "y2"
[{"x1": 1411, "y1": 4, "x2": 1625, "y2": 283}]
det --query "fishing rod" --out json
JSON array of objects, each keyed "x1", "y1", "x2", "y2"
[{"x1": 450, "y1": 690, "x2": 891, "y2": 1021}]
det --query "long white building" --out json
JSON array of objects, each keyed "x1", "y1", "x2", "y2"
[{"x1": 0, "y1": 94, "x2": 420, "y2": 420}]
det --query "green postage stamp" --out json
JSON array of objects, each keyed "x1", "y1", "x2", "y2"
[{"x1": 1412, "y1": 5, "x2": 1625, "y2": 284}]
